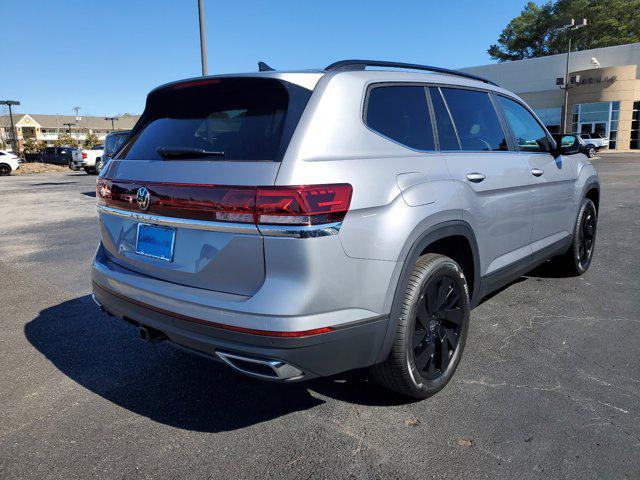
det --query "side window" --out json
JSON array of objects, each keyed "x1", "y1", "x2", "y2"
[
  {"x1": 498, "y1": 96, "x2": 551, "y2": 152},
  {"x1": 441, "y1": 88, "x2": 508, "y2": 151},
  {"x1": 365, "y1": 86, "x2": 435, "y2": 151},
  {"x1": 429, "y1": 87, "x2": 460, "y2": 150}
]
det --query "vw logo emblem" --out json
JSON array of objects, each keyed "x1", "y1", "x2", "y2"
[{"x1": 136, "y1": 187, "x2": 151, "y2": 211}]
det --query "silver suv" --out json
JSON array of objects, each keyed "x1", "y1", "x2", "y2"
[{"x1": 92, "y1": 60, "x2": 600, "y2": 398}]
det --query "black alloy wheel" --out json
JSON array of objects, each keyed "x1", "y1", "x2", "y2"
[
  {"x1": 370, "y1": 253, "x2": 470, "y2": 399},
  {"x1": 413, "y1": 275, "x2": 463, "y2": 379},
  {"x1": 0, "y1": 164, "x2": 11, "y2": 176},
  {"x1": 577, "y1": 201, "x2": 597, "y2": 270}
]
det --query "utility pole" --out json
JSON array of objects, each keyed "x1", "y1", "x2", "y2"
[
  {"x1": 1, "y1": 100, "x2": 20, "y2": 153},
  {"x1": 558, "y1": 18, "x2": 587, "y2": 133},
  {"x1": 197, "y1": 0, "x2": 208, "y2": 76},
  {"x1": 105, "y1": 116, "x2": 119, "y2": 130}
]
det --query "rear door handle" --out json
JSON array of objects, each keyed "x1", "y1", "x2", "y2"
[
  {"x1": 530, "y1": 168, "x2": 544, "y2": 177},
  {"x1": 465, "y1": 172, "x2": 486, "y2": 183}
]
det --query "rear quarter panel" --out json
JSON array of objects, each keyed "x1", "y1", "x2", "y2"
[{"x1": 276, "y1": 73, "x2": 462, "y2": 262}]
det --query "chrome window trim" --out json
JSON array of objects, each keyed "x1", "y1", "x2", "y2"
[
  {"x1": 97, "y1": 205, "x2": 259, "y2": 234},
  {"x1": 97, "y1": 205, "x2": 342, "y2": 238}
]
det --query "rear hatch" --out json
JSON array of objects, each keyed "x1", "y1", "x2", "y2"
[{"x1": 96, "y1": 76, "x2": 313, "y2": 296}]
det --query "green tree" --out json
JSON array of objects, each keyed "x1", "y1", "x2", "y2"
[
  {"x1": 489, "y1": 0, "x2": 640, "y2": 62},
  {"x1": 23, "y1": 137, "x2": 46, "y2": 154},
  {"x1": 85, "y1": 132, "x2": 99, "y2": 148},
  {"x1": 54, "y1": 133, "x2": 79, "y2": 148}
]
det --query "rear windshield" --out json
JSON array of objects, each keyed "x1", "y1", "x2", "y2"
[
  {"x1": 104, "y1": 133, "x2": 128, "y2": 156},
  {"x1": 119, "y1": 77, "x2": 312, "y2": 162}
]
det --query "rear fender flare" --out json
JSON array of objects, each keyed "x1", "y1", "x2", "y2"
[{"x1": 374, "y1": 220, "x2": 480, "y2": 364}]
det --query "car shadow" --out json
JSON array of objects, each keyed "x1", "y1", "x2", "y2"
[
  {"x1": 29, "y1": 181, "x2": 78, "y2": 186},
  {"x1": 24, "y1": 296, "x2": 408, "y2": 433},
  {"x1": 81, "y1": 191, "x2": 96, "y2": 197}
]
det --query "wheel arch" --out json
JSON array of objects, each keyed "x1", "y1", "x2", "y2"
[
  {"x1": 375, "y1": 220, "x2": 480, "y2": 364},
  {"x1": 584, "y1": 180, "x2": 600, "y2": 213}
]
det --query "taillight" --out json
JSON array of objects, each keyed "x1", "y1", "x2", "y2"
[
  {"x1": 158, "y1": 186, "x2": 256, "y2": 223},
  {"x1": 256, "y1": 184, "x2": 352, "y2": 225},
  {"x1": 82, "y1": 152, "x2": 87, "y2": 159},
  {"x1": 97, "y1": 180, "x2": 352, "y2": 227}
]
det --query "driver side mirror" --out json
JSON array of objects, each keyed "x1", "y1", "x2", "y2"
[{"x1": 554, "y1": 135, "x2": 580, "y2": 157}]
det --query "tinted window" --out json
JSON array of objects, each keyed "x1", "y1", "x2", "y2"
[
  {"x1": 441, "y1": 88, "x2": 507, "y2": 151},
  {"x1": 120, "y1": 78, "x2": 310, "y2": 161},
  {"x1": 498, "y1": 96, "x2": 551, "y2": 152},
  {"x1": 429, "y1": 87, "x2": 460, "y2": 150},
  {"x1": 104, "y1": 133, "x2": 129, "y2": 156},
  {"x1": 365, "y1": 86, "x2": 434, "y2": 150}
]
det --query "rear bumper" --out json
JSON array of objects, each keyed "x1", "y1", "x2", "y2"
[{"x1": 92, "y1": 281, "x2": 389, "y2": 381}]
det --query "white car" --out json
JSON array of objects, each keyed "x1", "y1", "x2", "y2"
[
  {"x1": 0, "y1": 149, "x2": 20, "y2": 176},
  {"x1": 70, "y1": 145, "x2": 104, "y2": 174},
  {"x1": 579, "y1": 133, "x2": 609, "y2": 150}
]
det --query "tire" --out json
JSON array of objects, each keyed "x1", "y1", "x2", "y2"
[
  {"x1": 556, "y1": 198, "x2": 597, "y2": 275},
  {"x1": 0, "y1": 163, "x2": 11, "y2": 176},
  {"x1": 587, "y1": 147, "x2": 596, "y2": 158},
  {"x1": 370, "y1": 253, "x2": 471, "y2": 399},
  {"x1": 84, "y1": 166, "x2": 97, "y2": 175}
]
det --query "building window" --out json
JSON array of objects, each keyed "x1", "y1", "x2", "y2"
[
  {"x1": 631, "y1": 101, "x2": 640, "y2": 150},
  {"x1": 572, "y1": 101, "x2": 620, "y2": 149}
]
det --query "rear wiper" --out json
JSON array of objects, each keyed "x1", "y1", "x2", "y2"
[{"x1": 156, "y1": 146, "x2": 225, "y2": 159}]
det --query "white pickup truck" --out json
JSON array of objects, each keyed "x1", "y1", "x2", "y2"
[
  {"x1": 70, "y1": 145, "x2": 104, "y2": 174},
  {"x1": 579, "y1": 133, "x2": 609, "y2": 150}
]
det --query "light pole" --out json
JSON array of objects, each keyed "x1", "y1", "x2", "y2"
[
  {"x1": 1, "y1": 100, "x2": 20, "y2": 153},
  {"x1": 63, "y1": 122, "x2": 76, "y2": 145},
  {"x1": 197, "y1": 0, "x2": 208, "y2": 76},
  {"x1": 105, "y1": 116, "x2": 119, "y2": 130},
  {"x1": 558, "y1": 18, "x2": 587, "y2": 133}
]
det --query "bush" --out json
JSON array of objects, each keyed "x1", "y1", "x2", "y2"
[
  {"x1": 84, "y1": 132, "x2": 99, "y2": 148},
  {"x1": 23, "y1": 137, "x2": 47, "y2": 154},
  {"x1": 54, "y1": 134, "x2": 79, "y2": 148}
]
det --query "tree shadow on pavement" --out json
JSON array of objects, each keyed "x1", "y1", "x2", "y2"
[{"x1": 24, "y1": 296, "x2": 408, "y2": 433}]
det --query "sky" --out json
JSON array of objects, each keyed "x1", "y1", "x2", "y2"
[{"x1": 0, "y1": 0, "x2": 527, "y2": 117}]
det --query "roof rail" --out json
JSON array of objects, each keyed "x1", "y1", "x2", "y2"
[{"x1": 324, "y1": 60, "x2": 498, "y2": 86}]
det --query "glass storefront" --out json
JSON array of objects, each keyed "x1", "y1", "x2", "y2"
[
  {"x1": 632, "y1": 101, "x2": 640, "y2": 150},
  {"x1": 571, "y1": 101, "x2": 619, "y2": 149}
]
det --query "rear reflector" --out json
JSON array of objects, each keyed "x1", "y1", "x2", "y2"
[
  {"x1": 82, "y1": 152, "x2": 87, "y2": 159},
  {"x1": 220, "y1": 324, "x2": 332, "y2": 337},
  {"x1": 96, "y1": 179, "x2": 352, "y2": 226}
]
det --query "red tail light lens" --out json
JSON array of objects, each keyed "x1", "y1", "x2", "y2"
[
  {"x1": 97, "y1": 180, "x2": 352, "y2": 227},
  {"x1": 82, "y1": 152, "x2": 87, "y2": 159},
  {"x1": 256, "y1": 184, "x2": 353, "y2": 225}
]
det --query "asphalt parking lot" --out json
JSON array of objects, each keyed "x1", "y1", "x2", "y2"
[{"x1": 0, "y1": 155, "x2": 638, "y2": 479}]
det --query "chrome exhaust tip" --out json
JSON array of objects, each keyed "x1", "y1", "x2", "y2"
[{"x1": 215, "y1": 351, "x2": 304, "y2": 381}]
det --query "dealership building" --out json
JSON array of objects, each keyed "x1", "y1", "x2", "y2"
[{"x1": 462, "y1": 42, "x2": 640, "y2": 150}]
